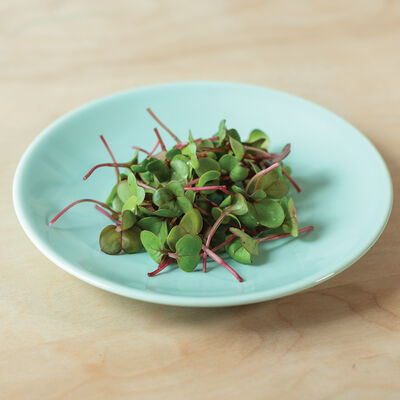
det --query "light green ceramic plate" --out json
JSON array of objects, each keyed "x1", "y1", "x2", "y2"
[{"x1": 13, "y1": 82, "x2": 392, "y2": 307}]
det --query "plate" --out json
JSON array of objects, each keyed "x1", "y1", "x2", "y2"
[{"x1": 13, "y1": 82, "x2": 392, "y2": 307}]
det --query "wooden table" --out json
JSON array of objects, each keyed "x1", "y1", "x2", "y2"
[{"x1": 2, "y1": 1, "x2": 399, "y2": 398}]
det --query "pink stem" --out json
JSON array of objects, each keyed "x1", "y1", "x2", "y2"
[
  {"x1": 184, "y1": 177, "x2": 200, "y2": 187},
  {"x1": 146, "y1": 108, "x2": 181, "y2": 144},
  {"x1": 94, "y1": 205, "x2": 120, "y2": 225},
  {"x1": 100, "y1": 135, "x2": 119, "y2": 182},
  {"x1": 245, "y1": 162, "x2": 280, "y2": 192},
  {"x1": 203, "y1": 207, "x2": 232, "y2": 272},
  {"x1": 133, "y1": 146, "x2": 150, "y2": 156},
  {"x1": 258, "y1": 226, "x2": 314, "y2": 243},
  {"x1": 184, "y1": 185, "x2": 227, "y2": 192},
  {"x1": 137, "y1": 180, "x2": 156, "y2": 191},
  {"x1": 200, "y1": 234, "x2": 238, "y2": 257},
  {"x1": 83, "y1": 163, "x2": 130, "y2": 180},
  {"x1": 153, "y1": 128, "x2": 166, "y2": 151},
  {"x1": 210, "y1": 234, "x2": 237, "y2": 253},
  {"x1": 147, "y1": 139, "x2": 160, "y2": 158},
  {"x1": 202, "y1": 245, "x2": 243, "y2": 282},
  {"x1": 148, "y1": 258, "x2": 175, "y2": 277},
  {"x1": 49, "y1": 199, "x2": 115, "y2": 226},
  {"x1": 282, "y1": 167, "x2": 301, "y2": 193}
]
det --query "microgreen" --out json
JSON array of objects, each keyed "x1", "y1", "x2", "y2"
[{"x1": 49, "y1": 109, "x2": 314, "y2": 282}]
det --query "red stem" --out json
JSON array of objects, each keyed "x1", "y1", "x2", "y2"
[
  {"x1": 184, "y1": 185, "x2": 227, "y2": 192},
  {"x1": 200, "y1": 234, "x2": 237, "y2": 257},
  {"x1": 245, "y1": 162, "x2": 280, "y2": 192},
  {"x1": 282, "y1": 167, "x2": 301, "y2": 193},
  {"x1": 99, "y1": 135, "x2": 119, "y2": 182},
  {"x1": 133, "y1": 146, "x2": 150, "y2": 156},
  {"x1": 147, "y1": 139, "x2": 160, "y2": 158},
  {"x1": 148, "y1": 258, "x2": 175, "y2": 277},
  {"x1": 258, "y1": 226, "x2": 314, "y2": 242},
  {"x1": 184, "y1": 177, "x2": 200, "y2": 187},
  {"x1": 202, "y1": 245, "x2": 243, "y2": 282},
  {"x1": 203, "y1": 207, "x2": 232, "y2": 272},
  {"x1": 146, "y1": 108, "x2": 181, "y2": 144},
  {"x1": 94, "y1": 205, "x2": 120, "y2": 225},
  {"x1": 49, "y1": 199, "x2": 115, "y2": 226},
  {"x1": 137, "y1": 180, "x2": 156, "y2": 191},
  {"x1": 153, "y1": 128, "x2": 166, "y2": 151},
  {"x1": 83, "y1": 163, "x2": 130, "y2": 180}
]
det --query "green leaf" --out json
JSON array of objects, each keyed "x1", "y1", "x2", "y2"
[
  {"x1": 153, "y1": 209, "x2": 176, "y2": 218},
  {"x1": 219, "y1": 195, "x2": 232, "y2": 209},
  {"x1": 185, "y1": 189, "x2": 196, "y2": 202},
  {"x1": 122, "y1": 194, "x2": 138, "y2": 212},
  {"x1": 265, "y1": 180, "x2": 290, "y2": 199},
  {"x1": 167, "y1": 226, "x2": 187, "y2": 251},
  {"x1": 112, "y1": 195, "x2": 123, "y2": 212},
  {"x1": 288, "y1": 197, "x2": 299, "y2": 237},
  {"x1": 130, "y1": 164, "x2": 146, "y2": 173},
  {"x1": 167, "y1": 181, "x2": 184, "y2": 196},
  {"x1": 127, "y1": 172, "x2": 145, "y2": 205},
  {"x1": 179, "y1": 208, "x2": 203, "y2": 234},
  {"x1": 229, "y1": 136, "x2": 245, "y2": 161},
  {"x1": 239, "y1": 204, "x2": 259, "y2": 230},
  {"x1": 99, "y1": 225, "x2": 122, "y2": 255},
  {"x1": 197, "y1": 170, "x2": 221, "y2": 187},
  {"x1": 254, "y1": 199, "x2": 285, "y2": 228},
  {"x1": 159, "y1": 201, "x2": 182, "y2": 217},
  {"x1": 135, "y1": 186, "x2": 146, "y2": 205},
  {"x1": 195, "y1": 157, "x2": 220, "y2": 176},
  {"x1": 147, "y1": 159, "x2": 171, "y2": 182},
  {"x1": 130, "y1": 150, "x2": 139, "y2": 165},
  {"x1": 227, "y1": 129, "x2": 241, "y2": 142},
  {"x1": 153, "y1": 188, "x2": 173, "y2": 207},
  {"x1": 258, "y1": 169, "x2": 279, "y2": 190},
  {"x1": 137, "y1": 217, "x2": 163, "y2": 234},
  {"x1": 229, "y1": 228, "x2": 259, "y2": 255},
  {"x1": 181, "y1": 143, "x2": 199, "y2": 170},
  {"x1": 199, "y1": 139, "x2": 214, "y2": 147},
  {"x1": 176, "y1": 196, "x2": 193, "y2": 213},
  {"x1": 137, "y1": 206, "x2": 153, "y2": 216},
  {"x1": 166, "y1": 148, "x2": 181, "y2": 161},
  {"x1": 127, "y1": 172, "x2": 138, "y2": 193},
  {"x1": 140, "y1": 230, "x2": 163, "y2": 263},
  {"x1": 211, "y1": 207, "x2": 225, "y2": 222},
  {"x1": 159, "y1": 220, "x2": 168, "y2": 245},
  {"x1": 231, "y1": 185, "x2": 247, "y2": 196},
  {"x1": 170, "y1": 156, "x2": 189, "y2": 182},
  {"x1": 121, "y1": 210, "x2": 136, "y2": 231},
  {"x1": 227, "y1": 239, "x2": 252, "y2": 264},
  {"x1": 230, "y1": 194, "x2": 248, "y2": 216},
  {"x1": 175, "y1": 234, "x2": 202, "y2": 272},
  {"x1": 188, "y1": 129, "x2": 195, "y2": 143},
  {"x1": 121, "y1": 226, "x2": 143, "y2": 253},
  {"x1": 230, "y1": 165, "x2": 248, "y2": 182},
  {"x1": 216, "y1": 119, "x2": 227, "y2": 145},
  {"x1": 117, "y1": 180, "x2": 133, "y2": 203},
  {"x1": 219, "y1": 154, "x2": 238, "y2": 171},
  {"x1": 250, "y1": 190, "x2": 266, "y2": 201},
  {"x1": 246, "y1": 129, "x2": 270, "y2": 150},
  {"x1": 105, "y1": 184, "x2": 118, "y2": 207}
]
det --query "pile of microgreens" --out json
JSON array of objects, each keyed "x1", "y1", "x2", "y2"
[{"x1": 50, "y1": 108, "x2": 313, "y2": 282}]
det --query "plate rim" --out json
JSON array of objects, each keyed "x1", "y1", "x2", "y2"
[{"x1": 12, "y1": 81, "x2": 393, "y2": 307}]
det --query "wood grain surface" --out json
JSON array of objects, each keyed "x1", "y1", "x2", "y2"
[{"x1": 1, "y1": 1, "x2": 399, "y2": 399}]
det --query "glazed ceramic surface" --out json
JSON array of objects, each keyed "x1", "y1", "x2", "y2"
[{"x1": 13, "y1": 82, "x2": 392, "y2": 306}]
